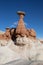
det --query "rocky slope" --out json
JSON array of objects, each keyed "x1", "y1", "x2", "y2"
[{"x1": 0, "y1": 38, "x2": 43, "y2": 64}]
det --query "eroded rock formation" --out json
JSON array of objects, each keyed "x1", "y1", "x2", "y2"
[
  {"x1": 29, "y1": 29, "x2": 36, "y2": 37},
  {"x1": 16, "y1": 11, "x2": 28, "y2": 37},
  {"x1": 0, "y1": 27, "x2": 11, "y2": 40},
  {"x1": 0, "y1": 11, "x2": 36, "y2": 45},
  {"x1": 16, "y1": 11, "x2": 36, "y2": 38}
]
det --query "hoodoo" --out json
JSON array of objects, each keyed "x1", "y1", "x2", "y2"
[
  {"x1": 0, "y1": 11, "x2": 36, "y2": 43},
  {"x1": 16, "y1": 11, "x2": 29, "y2": 37}
]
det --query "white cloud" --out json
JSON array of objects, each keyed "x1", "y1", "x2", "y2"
[
  {"x1": 9, "y1": 21, "x2": 28, "y2": 28},
  {"x1": 9, "y1": 21, "x2": 18, "y2": 28},
  {"x1": 24, "y1": 22, "x2": 28, "y2": 26},
  {"x1": 14, "y1": 21, "x2": 18, "y2": 25}
]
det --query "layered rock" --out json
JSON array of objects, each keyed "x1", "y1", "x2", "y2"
[
  {"x1": 29, "y1": 29, "x2": 36, "y2": 37},
  {"x1": 15, "y1": 11, "x2": 36, "y2": 41},
  {"x1": 4, "y1": 27, "x2": 11, "y2": 39},
  {"x1": 16, "y1": 11, "x2": 29, "y2": 37},
  {"x1": 0, "y1": 27, "x2": 11, "y2": 41}
]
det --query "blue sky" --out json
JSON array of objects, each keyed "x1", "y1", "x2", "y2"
[{"x1": 0, "y1": 0, "x2": 43, "y2": 38}]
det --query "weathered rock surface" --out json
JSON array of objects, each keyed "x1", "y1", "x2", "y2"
[
  {"x1": 16, "y1": 36, "x2": 29, "y2": 45},
  {"x1": 29, "y1": 29, "x2": 36, "y2": 37},
  {"x1": 16, "y1": 12, "x2": 36, "y2": 39},
  {"x1": 4, "y1": 59, "x2": 29, "y2": 65},
  {"x1": 4, "y1": 27, "x2": 11, "y2": 39},
  {"x1": 16, "y1": 12, "x2": 28, "y2": 37},
  {"x1": 3, "y1": 60, "x2": 43, "y2": 65},
  {"x1": 0, "y1": 40, "x2": 8, "y2": 46},
  {"x1": 0, "y1": 46, "x2": 20, "y2": 65},
  {"x1": 0, "y1": 38, "x2": 43, "y2": 64},
  {"x1": 9, "y1": 39, "x2": 43, "y2": 61}
]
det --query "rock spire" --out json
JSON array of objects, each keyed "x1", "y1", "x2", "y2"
[{"x1": 16, "y1": 11, "x2": 28, "y2": 37}]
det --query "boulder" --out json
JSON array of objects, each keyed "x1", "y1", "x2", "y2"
[
  {"x1": 16, "y1": 36, "x2": 29, "y2": 45},
  {"x1": 16, "y1": 35, "x2": 21, "y2": 38}
]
